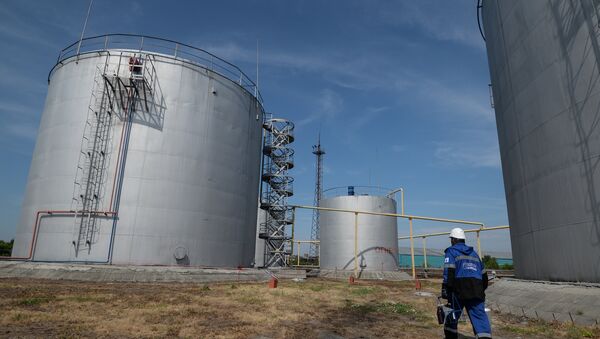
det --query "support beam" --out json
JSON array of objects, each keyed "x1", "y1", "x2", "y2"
[
  {"x1": 409, "y1": 217, "x2": 415, "y2": 280},
  {"x1": 422, "y1": 237, "x2": 427, "y2": 269},
  {"x1": 354, "y1": 212, "x2": 359, "y2": 279}
]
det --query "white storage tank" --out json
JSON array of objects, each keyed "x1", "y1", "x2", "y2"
[
  {"x1": 319, "y1": 187, "x2": 399, "y2": 271},
  {"x1": 12, "y1": 35, "x2": 264, "y2": 267}
]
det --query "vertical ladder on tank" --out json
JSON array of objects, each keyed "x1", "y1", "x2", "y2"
[
  {"x1": 72, "y1": 61, "x2": 117, "y2": 254},
  {"x1": 71, "y1": 52, "x2": 157, "y2": 256}
]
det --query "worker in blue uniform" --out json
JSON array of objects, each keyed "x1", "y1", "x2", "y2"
[{"x1": 442, "y1": 228, "x2": 491, "y2": 339}]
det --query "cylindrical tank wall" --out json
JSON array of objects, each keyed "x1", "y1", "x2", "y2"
[
  {"x1": 483, "y1": 1, "x2": 600, "y2": 282},
  {"x1": 320, "y1": 195, "x2": 398, "y2": 271},
  {"x1": 13, "y1": 50, "x2": 263, "y2": 267}
]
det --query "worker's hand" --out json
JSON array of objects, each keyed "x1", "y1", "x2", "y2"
[{"x1": 441, "y1": 283, "x2": 450, "y2": 300}]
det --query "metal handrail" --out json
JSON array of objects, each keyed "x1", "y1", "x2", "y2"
[{"x1": 48, "y1": 33, "x2": 263, "y2": 103}]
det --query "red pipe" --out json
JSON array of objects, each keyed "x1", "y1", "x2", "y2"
[{"x1": 0, "y1": 210, "x2": 117, "y2": 261}]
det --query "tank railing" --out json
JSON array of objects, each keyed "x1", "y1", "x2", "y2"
[
  {"x1": 288, "y1": 204, "x2": 486, "y2": 279},
  {"x1": 322, "y1": 186, "x2": 393, "y2": 199},
  {"x1": 397, "y1": 225, "x2": 510, "y2": 269},
  {"x1": 51, "y1": 33, "x2": 263, "y2": 103}
]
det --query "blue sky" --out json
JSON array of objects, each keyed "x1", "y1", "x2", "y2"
[{"x1": 0, "y1": 0, "x2": 511, "y2": 253}]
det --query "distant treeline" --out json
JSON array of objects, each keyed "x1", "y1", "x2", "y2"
[
  {"x1": 482, "y1": 255, "x2": 513, "y2": 270},
  {"x1": 0, "y1": 239, "x2": 13, "y2": 257}
]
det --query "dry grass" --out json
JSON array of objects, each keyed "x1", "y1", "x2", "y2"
[{"x1": 0, "y1": 277, "x2": 598, "y2": 338}]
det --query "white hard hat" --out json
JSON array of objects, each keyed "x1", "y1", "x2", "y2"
[{"x1": 449, "y1": 227, "x2": 466, "y2": 240}]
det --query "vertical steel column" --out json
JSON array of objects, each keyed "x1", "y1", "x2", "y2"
[
  {"x1": 400, "y1": 189, "x2": 405, "y2": 215},
  {"x1": 477, "y1": 231, "x2": 482, "y2": 258},
  {"x1": 409, "y1": 217, "x2": 415, "y2": 279},
  {"x1": 422, "y1": 237, "x2": 427, "y2": 269},
  {"x1": 290, "y1": 207, "x2": 295, "y2": 262},
  {"x1": 354, "y1": 212, "x2": 359, "y2": 278},
  {"x1": 297, "y1": 242, "x2": 301, "y2": 266}
]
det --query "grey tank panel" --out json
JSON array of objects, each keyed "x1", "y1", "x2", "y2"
[{"x1": 482, "y1": 0, "x2": 600, "y2": 282}]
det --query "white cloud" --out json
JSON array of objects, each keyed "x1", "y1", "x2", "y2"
[
  {"x1": 423, "y1": 200, "x2": 506, "y2": 210},
  {"x1": 296, "y1": 89, "x2": 343, "y2": 127},
  {"x1": 433, "y1": 136, "x2": 500, "y2": 169},
  {"x1": 0, "y1": 102, "x2": 38, "y2": 117},
  {"x1": 415, "y1": 78, "x2": 494, "y2": 123},
  {"x1": 375, "y1": 1, "x2": 486, "y2": 51},
  {"x1": 201, "y1": 40, "x2": 413, "y2": 92},
  {"x1": 0, "y1": 63, "x2": 46, "y2": 94},
  {"x1": 5, "y1": 122, "x2": 38, "y2": 140}
]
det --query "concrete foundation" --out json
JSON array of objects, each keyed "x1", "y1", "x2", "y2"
[
  {"x1": 0, "y1": 262, "x2": 307, "y2": 283},
  {"x1": 486, "y1": 278, "x2": 600, "y2": 326},
  {"x1": 315, "y1": 269, "x2": 411, "y2": 281}
]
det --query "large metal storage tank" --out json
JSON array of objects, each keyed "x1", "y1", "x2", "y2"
[
  {"x1": 12, "y1": 35, "x2": 264, "y2": 267},
  {"x1": 482, "y1": 1, "x2": 600, "y2": 282},
  {"x1": 320, "y1": 189, "x2": 399, "y2": 271}
]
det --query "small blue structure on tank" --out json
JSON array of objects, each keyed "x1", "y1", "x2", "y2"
[{"x1": 347, "y1": 186, "x2": 355, "y2": 196}]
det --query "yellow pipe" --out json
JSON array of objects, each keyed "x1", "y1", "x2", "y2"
[
  {"x1": 354, "y1": 212, "x2": 359, "y2": 279},
  {"x1": 401, "y1": 189, "x2": 405, "y2": 215},
  {"x1": 290, "y1": 207, "x2": 295, "y2": 262},
  {"x1": 291, "y1": 204, "x2": 483, "y2": 226},
  {"x1": 387, "y1": 187, "x2": 405, "y2": 215},
  {"x1": 409, "y1": 217, "x2": 415, "y2": 280},
  {"x1": 422, "y1": 237, "x2": 427, "y2": 269},
  {"x1": 397, "y1": 225, "x2": 509, "y2": 240},
  {"x1": 297, "y1": 241, "x2": 301, "y2": 266},
  {"x1": 477, "y1": 231, "x2": 482, "y2": 257},
  {"x1": 318, "y1": 240, "x2": 321, "y2": 267}
]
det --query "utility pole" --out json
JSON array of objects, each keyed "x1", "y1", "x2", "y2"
[{"x1": 309, "y1": 134, "x2": 325, "y2": 260}]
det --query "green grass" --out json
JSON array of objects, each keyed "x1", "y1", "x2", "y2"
[
  {"x1": 377, "y1": 302, "x2": 428, "y2": 320},
  {"x1": 500, "y1": 324, "x2": 552, "y2": 336},
  {"x1": 343, "y1": 299, "x2": 427, "y2": 320},
  {"x1": 308, "y1": 284, "x2": 326, "y2": 292},
  {"x1": 236, "y1": 294, "x2": 265, "y2": 306},
  {"x1": 67, "y1": 295, "x2": 108, "y2": 303},
  {"x1": 350, "y1": 286, "x2": 380, "y2": 296},
  {"x1": 17, "y1": 296, "x2": 54, "y2": 306},
  {"x1": 344, "y1": 300, "x2": 377, "y2": 314},
  {"x1": 566, "y1": 326, "x2": 596, "y2": 338}
]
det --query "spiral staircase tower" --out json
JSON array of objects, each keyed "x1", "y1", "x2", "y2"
[{"x1": 259, "y1": 117, "x2": 294, "y2": 267}]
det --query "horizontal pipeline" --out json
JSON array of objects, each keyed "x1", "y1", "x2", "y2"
[
  {"x1": 0, "y1": 210, "x2": 117, "y2": 261},
  {"x1": 397, "y1": 225, "x2": 510, "y2": 240},
  {"x1": 290, "y1": 205, "x2": 484, "y2": 226}
]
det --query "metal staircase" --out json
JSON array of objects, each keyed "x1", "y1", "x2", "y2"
[
  {"x1": 71, "y1": 53, "x2": 157, "y2": 255},
  {"x1": 260, "y1": 117, "x2": 295, "y2": 267}
]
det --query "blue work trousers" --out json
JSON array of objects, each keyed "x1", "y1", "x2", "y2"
[{"x1": 444, "y1": 296, "x2": 491, "y2": 339}]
